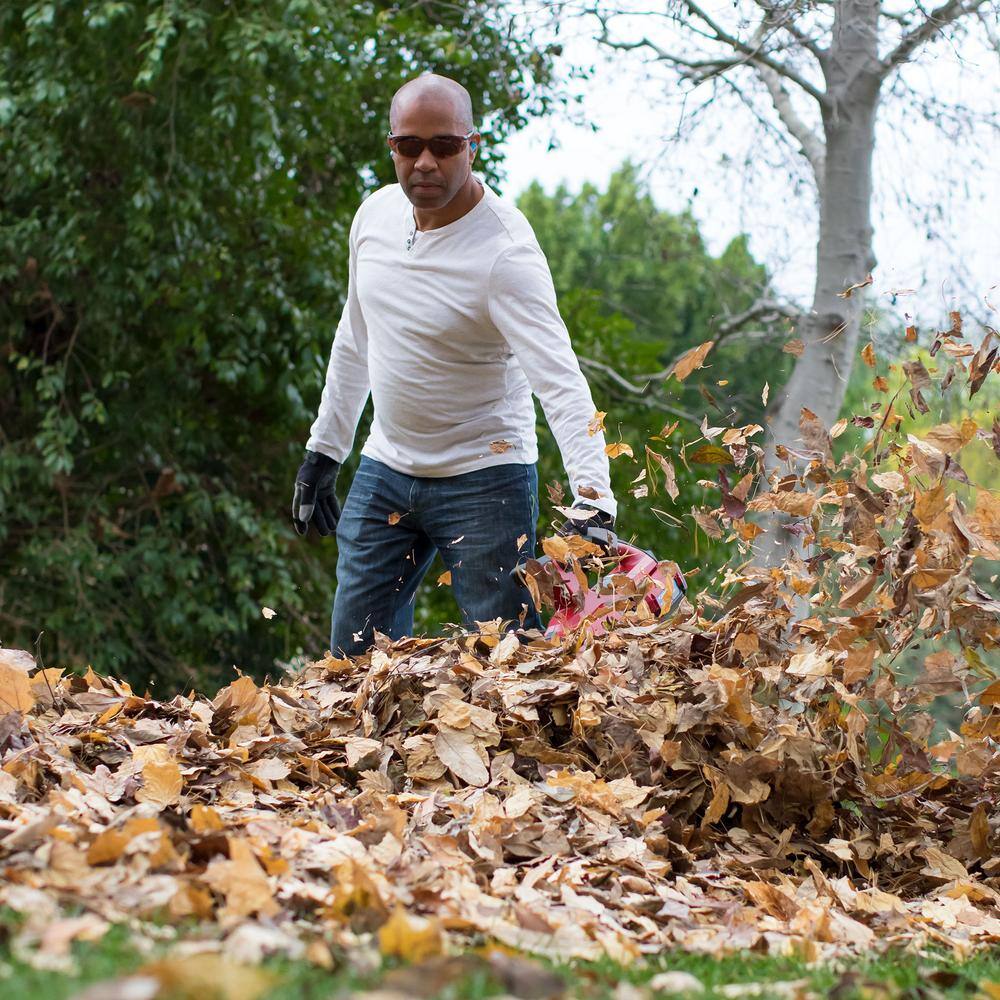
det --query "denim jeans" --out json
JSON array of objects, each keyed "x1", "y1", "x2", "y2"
[{"x1": 330, "y1": 456, "x2": 544, "y2": 657}]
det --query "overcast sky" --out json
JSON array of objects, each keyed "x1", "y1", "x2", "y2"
[{"x1": 493, "y1": 6, "x2": 1000, "y2": 331}]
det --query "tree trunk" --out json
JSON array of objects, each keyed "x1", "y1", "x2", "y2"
[{"x1": 757, "y1": 0, "x2": 882, "y2": 567}]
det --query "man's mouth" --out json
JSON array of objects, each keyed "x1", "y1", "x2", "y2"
[{"x1": 412, "y1": 181, "x2": 442, "y2": 189}]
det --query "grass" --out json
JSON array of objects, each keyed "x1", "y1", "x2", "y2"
[{"x1": 1, "y1": 915, "x2": 999, "y2": 999}]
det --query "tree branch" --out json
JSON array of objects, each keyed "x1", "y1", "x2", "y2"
[
  {"x1": 879, "y1": 0, "x2": 990, "y2": 77},
  {"x1": 974, "y1": 5, "x2": 1000, "y2": 52},
  {"x1": 595, "y1": 25, "x2": 744, "y2": 83},
  {"x1": 578, "y1": 356, "x2": 701, "y2": 422},
  {"x1": 754, "y1": 62, "x2": 825, "y2": 178},
  {"x1": 750, "y1": 0, "x2": 827, "y2": 61},
  {"x1": 581, "y1": 297, "x2": 800, "y2": 417},
  {"x1": 678, "y1": 0, "x2": 830, "y2": 105}
]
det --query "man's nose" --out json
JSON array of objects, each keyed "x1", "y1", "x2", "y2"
[{"x1": 414, "y1": 146, "x2": 438, "y2": 172}]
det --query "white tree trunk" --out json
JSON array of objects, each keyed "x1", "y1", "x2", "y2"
[{"x1": 757, "y1": 0, "x2": 882, "y2": 567}]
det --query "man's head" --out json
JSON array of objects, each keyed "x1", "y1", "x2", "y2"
[{"x1": 388, "y1": 74, "x2": 480, "y2": 210}]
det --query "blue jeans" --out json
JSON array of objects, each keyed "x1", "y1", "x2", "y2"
[{"x1": 330, "y1": 456, "x2": 544, "y2": 657}]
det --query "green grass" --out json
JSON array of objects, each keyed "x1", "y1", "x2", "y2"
[{"x1": 1, "y1": 915, "x2": 999, "y2": 999}]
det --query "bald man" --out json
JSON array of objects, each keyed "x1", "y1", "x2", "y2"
[{"x1": 292, "y1": 73, "x2": 618, "y2": 658}]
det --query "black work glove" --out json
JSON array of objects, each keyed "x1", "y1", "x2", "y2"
[
  {"x1": 557, "y1": 501, "x2": 616, "y2": 549},
  {"x1": 292, "y1": 450, "x2": 341, "y2": 537}
]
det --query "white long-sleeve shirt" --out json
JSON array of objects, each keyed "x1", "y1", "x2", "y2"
[{"x1": 306, "y1": 176, "x2": 616, "y2": 516}]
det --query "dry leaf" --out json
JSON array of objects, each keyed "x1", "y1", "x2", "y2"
[
  {"x1": 135, "y1": 757, "x2": 183, "y2": 809},
  {"x1": 839, "y1": 272, "x2": 873, "y2": 298},
  {"x1": 671, "y1": 340, "x2": 714, "y2": 381},
  {"x1": 378, "y1": 906, "x2": 444, "y2": 962},
  {"x1": 204, "y1": 838, "x2": 280, "y2": 919},
  {"x1": 688, "y1": 444, "x2": 732, "y2": 465},
  {"x1": 605, "y1": 442, "x2": 634, "y2": 459},
  {"x1": 434, "y1": 725, "x2": 489, "y2": 786},
  {"x1": 0, "y1": 662, "x2": 35, "y2": 714},
  {"x1": 138, "y1": 955, "x2": 277, "y2": 1000}
]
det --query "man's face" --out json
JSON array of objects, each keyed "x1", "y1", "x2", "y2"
[{"x1": 389, "y1": 97, "x2": 479, "y2": 210}]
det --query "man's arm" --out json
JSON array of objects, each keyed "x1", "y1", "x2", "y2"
[
  {"x1": 488, "y1": 242, "x2": 617, "y2": 518},
  {"x1": 305, "y1": 210, "x2": 371, "y2": 461}
]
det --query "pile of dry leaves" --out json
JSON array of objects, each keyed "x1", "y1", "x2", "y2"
[{"x1": 0, "y1": 316, "x2": 998, "y2": 974}]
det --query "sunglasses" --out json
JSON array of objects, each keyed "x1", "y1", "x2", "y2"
[{"x1": 387, "y1": 130, "x2": 476, "y2": 159}]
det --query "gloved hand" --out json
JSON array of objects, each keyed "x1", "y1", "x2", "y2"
[
  {"x1": 557, "y1": 502, "x2": 616, "y2": 548},
  {"x1": 292, "y1": 450, "x2": 341, "y2": 537}
]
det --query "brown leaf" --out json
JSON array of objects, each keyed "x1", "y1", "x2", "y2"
[
  {"x1": 839, "y1": 572, "x2": 878, "y2": 610},
  {"x1": 0, "y1": 662, "x2": 35, "y2": 714},
  {"x1": 135, "y1": 757, "x2": 183, "y2": 809},
  {"x1": 843, "y1": 642, "x2": 877, "y2": 686},
  {"x1": 838, "y1": 272, "x2": 873, "y2": 298},
  {"x1": 605, "y1": 441, "x2": 634, "y2": 459},
  {"x1": 378, "y1": 906, "x2": 444, "y2": 963},
  {"x1": 923, "y1": 423, "x2": 970, "y2": 455},
  {"x1": 689, "y1": 444, "x2": 733, "y2": 465},
  {"x1": 799, "y1": 407, "x2": 832, "y2": 460},
  {"x1": 671, "y1": 340, "x2": 714, "y2": 381},
  {"x1": 434, "y1": 725, "x2": 489, "y2": 786},
  {"x1": 204, "y1": 838, "x2": 280, "y2": 919},
  {"x1": 137, "y1": 955, "x2": 277, "y2": 1000}
]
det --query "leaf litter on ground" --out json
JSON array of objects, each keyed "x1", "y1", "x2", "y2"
[{"x1": 0, "y1": 311, "x2": 998, "y2": 996}]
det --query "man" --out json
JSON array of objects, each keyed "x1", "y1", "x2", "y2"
[{"x1": 292, "y1": 73, "x2": 616, "y2": 658}]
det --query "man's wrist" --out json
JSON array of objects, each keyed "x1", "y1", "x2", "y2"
[{"x1": 304, "y1": 449, "x2": 340, "y2": 472}]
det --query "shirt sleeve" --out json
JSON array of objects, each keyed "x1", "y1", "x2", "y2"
[
  {"x1": 305, "y1": 208, "x2": 371, "y2": 462},
  {"x1": 488, "y1": 242, "x2": 617, "y2": 517}
]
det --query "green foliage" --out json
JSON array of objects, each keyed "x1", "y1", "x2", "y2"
[{"x1": 0, "y1": 1, "x2": 559, "y2": 688}]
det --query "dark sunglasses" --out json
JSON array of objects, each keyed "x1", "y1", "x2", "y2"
[{"x1": 387, "y1": 130, "x2": 476, "y2": 159}]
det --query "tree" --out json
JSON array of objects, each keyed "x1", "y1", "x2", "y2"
[
  {"x1": 0, "y1": 1, "x2": 560, "y2": 689},
  {"x1": 587, "y1": 0, "x2": 999, "y2": 563}
]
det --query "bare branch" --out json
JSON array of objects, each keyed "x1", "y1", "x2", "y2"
[
  {"x1": 715, "y1": 296, "x2": 801, "y2": 336},
  {"x1": 754, "y1": 63, "x2": 825, "y2": 178},
  {"x1": 879, "y1": 0, "x2": 990, "y2": 77},
  {"x1": 975, "y1": 5, "x2": 1000, "y2": 52},
  {"x1": 678, "y1": 0, "x2": 830, "y2": 104},
  {"x1": 578, "y1": 356, "x2": 700, "y2": 422},
  {"x1": 750, "y1": 0, "x2": 827, "y2": 61},
  {"x1": 598, "y1": 31, "x2": 743, "y2": 79},
  {"x1": 588, "y1": 297, "x2": 800, "y2": 390}
]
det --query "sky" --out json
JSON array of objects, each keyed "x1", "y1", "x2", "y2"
[{"x1": 493, "y1": 5, "x2": 1000, "y2": 330}]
